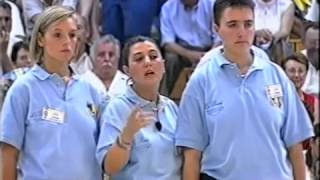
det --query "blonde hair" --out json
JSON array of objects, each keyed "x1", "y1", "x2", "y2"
[{"x1": 29, "y1": 6, "x2": 76, "y2": 63}]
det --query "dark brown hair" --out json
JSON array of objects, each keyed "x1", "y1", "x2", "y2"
[
  {"x1": 213, "y1": 0, "x2": 255, "y2": 26},
  {"x1": 281, "y1": 53, "x2": 309, "y2": 71},
  {"x1": 121, "y1": 36, "x2": 158, "y2": 67}
]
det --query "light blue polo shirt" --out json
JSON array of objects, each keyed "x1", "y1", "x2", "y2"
[
  {"x1": 176, "y1": 47, "x2": 314, "y2": 180},
  {"x1": 97, "y1": 85, "x2": 182, "y2": 180},
  {"x1": 0, "y1": 65, "x2": 104, "y2": 180}
]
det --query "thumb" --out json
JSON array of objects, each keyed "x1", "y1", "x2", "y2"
[{"x1": 130, "y1": 107, "x2": 141, "y2": 119}]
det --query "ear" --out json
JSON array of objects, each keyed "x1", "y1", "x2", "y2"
[
  {"x1": 122, "y1": 65, "x2": 129, "y2": 76},
  {"x1": 161, "y1": 59, "x2": 166, "y2": 73},
  {"x1": 213, "y1": 24, "x2": 219, "y2": 34},
  {"x1": 37, "y1": 35, "x2": 44, "y2": 47}
]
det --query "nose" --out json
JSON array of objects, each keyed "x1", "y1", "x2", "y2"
[
  {"x1": 293, "y1": 70, "x2": 300, "y2": 78},
  {"x1": 64, "y1": 35, "x2": 72, "y2": 43},
  {"x1": 237, "y1": 23, "x2": 248, "y2": 37},
  {"x1": 237, "y1": 25, "x2": 246, "y2": 37},
  {"x1": 26, "y1": 57, "x2": 32, "y2": 64},
  {"x1": 144, "y1": 56, "x2": 151, "y2": 65},
  {"x1": 104, "y1": 53, "x2": 110, "y2": 62}
]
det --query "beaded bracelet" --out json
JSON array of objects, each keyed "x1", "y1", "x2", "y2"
[{"x1": 116, "y1": 135, "x2": 131, "y2": 150}]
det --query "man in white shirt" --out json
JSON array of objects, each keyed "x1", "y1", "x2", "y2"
[
  {"x1": 254, "y1": 0, "x2": 295, "y2": 63},
  {"x1": 22, "y1": 0, "x2": 78, "y2": 35},
  {"x1": 82, "y1": 34, "x2": 128, "y2": 98}
]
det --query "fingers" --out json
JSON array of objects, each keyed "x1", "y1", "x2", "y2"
[
  {"x1": 0, "y1": 29, "x2": 9, "y2": 42},
  {"x1": 261, "y1": 29, "x2": 273, "y2": 42},
  {"x1": 262, "y1": 29, "x2": 272, "y2": 37},
  {"x1": 135, "y1": 111, "x2": 154, "y2": 127},
  {"x1": 127, "y1": 107, "x2": 155, "y2": 133}
]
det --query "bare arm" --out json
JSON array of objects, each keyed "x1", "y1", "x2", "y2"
[
  {"x1": 183, "y1": 148, "x2": 201, "y2": 180},
  {"x1": 104, "y1": 109, "x2": 153, "y2": 175},
  {"x1": 103, "y1": 129, "x2": 133, "y2": 175},
  {"x1": 90, "y1": 0, "x2": 100, "y2": 42},
  {"x1": 273, "y1": 4, "x2": 295, "y2": 42},
  {"x1": 0, "y1": 30, "x2": 14, "y2": 73},
  {"x1": 78, "y1": 0, "x2": 93, "y2": 21},
  {"x1": 0, "y1": 143, "x2": 19, "y2": 180},
  {"x1": 313, "y1": 98, "x2": 319, "y2": 124},
  {"x1": 0, "y1": 52, "x2": 14, "y2": 73},
  {"x1": 288, "y1": 143, "x2": 306, "y2": 180},
  {"x1": 164, "y1": 43, "x2": 205, "y2": 63}
]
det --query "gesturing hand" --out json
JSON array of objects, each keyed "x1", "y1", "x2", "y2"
[
  {"x1": 121, "y1": 108, "x2": 155, "y2": 143},
  {"x1": 0, "y1": 29, "x2": 9, "y2": 52}
]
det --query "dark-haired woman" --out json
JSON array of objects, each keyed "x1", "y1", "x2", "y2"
[{"x1": 96, "y1": 36, "x2": 181, "y2": 180}]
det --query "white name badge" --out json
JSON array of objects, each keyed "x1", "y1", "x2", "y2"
[
  {"x1": 266, "y1": 84, "x2": 283, "y2": 98},
  {"x1": 42, "y1": 108, "x2": 65, "y2": 124},
  {"x1": 266, "y1": 84, "x2": 283, "y2": 108}
]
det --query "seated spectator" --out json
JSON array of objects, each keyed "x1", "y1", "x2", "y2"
[
  {"x1": 0, "y1": 1, "x2": 14, "y2": 75},
  {"x1": 22, "y1": 0, "x2": 78, "y2": 35},
  {"x1": 0, "y1": 1, "x2": 15, "y2": 106},
  {"x1": 160, "y1": 0, "x2": 221, "y2": 95},
  {"x1": 70, "y1": 13, "x2": 93, "y2": 74},
  {"x1": 281, "y1": 52, "x2": 319, "y2": 127},
  {"x1": 2, "y1": 40, "x2": 33, "y2": 87},
  {"x1": 82, "y1": 34, "x2": 128, "y2": 98},
  {"x1": 3, "y1": 40, "x2": 35, "y2": 81},
  {"x1": 301, "y1": 22, "x2": 319, "y2": 97},
  {"x1": 1, "y1": 40, "x2": 33, "y2": 108},
  {"x1": 254, "y1": 0, "x2": 295, "y2": 63},
  {"x1": 11, "y1": 40, "x2": 33, "y2": 69},
  {"x1": 101, "y1": 0, "x2": 162, "y2": 44}
]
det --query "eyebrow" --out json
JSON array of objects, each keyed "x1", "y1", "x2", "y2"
[
  {"x1": 226, "y1": 20, "x2": 253, "y2": 24},
  {"x1": 51, "y1": 28, "x2": 78, "y2": 32},
  {"x1": 132, "y1": 52, "x2": 143, "y2": 58},
  {"x1": 133, "y1": 49, "x2": 158, "y2": 55}
]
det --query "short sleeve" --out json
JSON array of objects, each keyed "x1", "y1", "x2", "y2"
[
  {"x1": 280, "y1": 71, "x2": 314, "y2": 148},
  {"x1": 175, "y1": 71, "x2": 209, "y2": 151},
  {"x1": 0, "y1": 82, "x2": 29, "y2": 150},
  {"x1": 160, "y1": 2, "x2": 176, "y2": 46},
  {"x1": 96, "y1": 99, "x2": 128, "y2": 169}
]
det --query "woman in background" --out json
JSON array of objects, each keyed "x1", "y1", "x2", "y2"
[{"x1": 282, "y1": 52, "x2": 319, "y2": 124}]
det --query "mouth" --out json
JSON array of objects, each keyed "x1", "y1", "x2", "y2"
[
  {"x1": 26, "y1": 62, "x2": 33, "y2": 67},
  {"x1": 235, "y1": 41, "x2": 248, "y2": 44},
  {"x1": 104, "y1": 62, "x2": 112, "y2": 67},
  {"x1": 144, "y1": 70, "x2": 155, "y2": 77},
  {"x1": 61, "y1": 49, "x2": 71, "y2": 53}
]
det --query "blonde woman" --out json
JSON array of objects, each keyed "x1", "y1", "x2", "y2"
[{"x1": 0, "y1": 6, "x2": 103, "y2": 180}]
